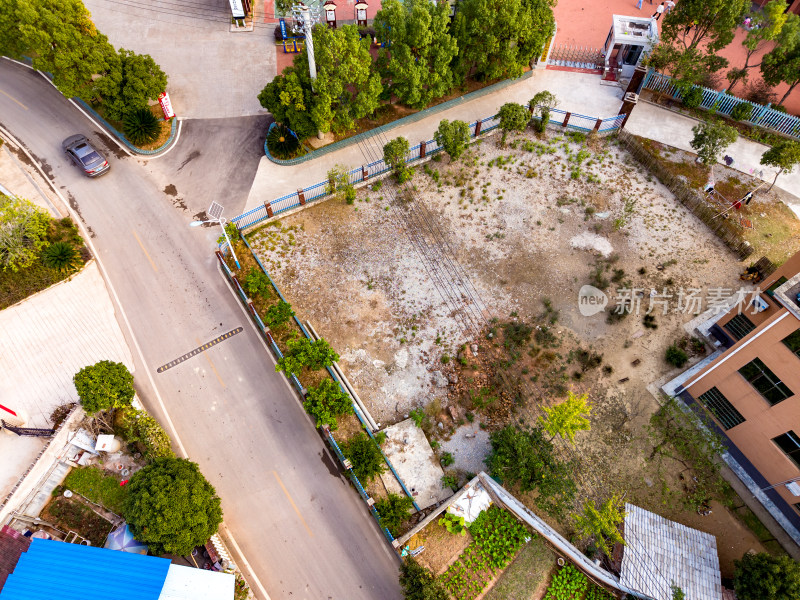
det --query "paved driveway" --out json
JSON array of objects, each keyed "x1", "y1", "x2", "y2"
[{"x1": 83, "y1": 0, "x2": 275, "y2": 118}]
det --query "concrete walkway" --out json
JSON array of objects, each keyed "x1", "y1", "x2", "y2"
[
  {"x1": 244, "y1": 69, "x2": 624, "y2": 212},
  {"x1": 625, "y1": 101, "x2": 800, "y2": 218}
]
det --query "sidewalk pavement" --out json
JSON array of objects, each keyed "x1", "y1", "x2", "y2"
[
  {"x1": 244, "y1": 69, "x2": 624, "y2": 212},
  {"x1": 625, "y1": 101, "x2": 800, "y2": 219}
]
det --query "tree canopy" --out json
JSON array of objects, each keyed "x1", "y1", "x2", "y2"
[
  {"x1": 689, "y1": 120, "x2": 738, "y2": 166},
  {"x1": 760, "y1": 14, "x2": 800, "y2": 105},
  {"x1": 302, "y1": 379, "x2": 353, "y2": 430},
  {"x1": 434, "y1": 119, "x2": 471, "y2": 162},
  {"x1": 399, "y1": 557, "x2": 448, "y2": 600},
  {"x1": 374, "y1": 0, "x2": 458, "y2": 108},
  {"x1": 497, "y1": 102, "x2": 531, "y2": 134},
  {"x1": 727, "y1": 0, "x2": 791, "y2": 92},
  {"x1": 0, "y1": 195, "x2": 50, "y2": 272},
  {"x1": 761, "y1": 141, "x2": 800, "y2": 190},
  {"x1": 95, "y1": 49, "x2": 168, "y2": 121},
  {"x1": 572, "y1": 494, "x2": 626, "y2": 557},
  {"x1": 73, "y1": 360, "x2": 135, "y2": 414},
  {"x1": 453, "y1": 0, "x2": 555, "y2": 82},
  {"x1": 486, "y1": 424, "x2": 576, "y2": 518},
  {"x1": 124, "y1": 457, "x2": 223, "y2": 556},
  {"x1": 734, "y1": 552, "x2": 800, "y2": 600},
  {"x1": 258, "y1": 69, "x2": 318, "y2": 140},
  {"x1": 340, "y1": 432, "x2": 386, "y2": 483},
  {"x1": 384, "y1": 136, "x2": 413, "y2": 182},
  {"x1": 539, "y1": 391, "x2": 592, "y2": 443},
  {"x1": 275, "y1": 336, "x2": 339, "y2": 376}
]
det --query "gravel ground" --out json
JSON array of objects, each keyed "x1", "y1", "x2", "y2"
[{"x1": 439, "y1": 424, "x2": 491, "y2": 475}]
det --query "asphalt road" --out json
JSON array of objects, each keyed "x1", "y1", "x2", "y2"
[{"x1": 0, "y1": 59, "x2": 401, "y2": 600}]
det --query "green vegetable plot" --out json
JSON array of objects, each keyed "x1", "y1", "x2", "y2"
[
  {"x1": 440, "y1": 507, "x2": 530, "y2": 599},
  {"x1": 543, "y1": 564, "x2": 615, "y2": 600}
]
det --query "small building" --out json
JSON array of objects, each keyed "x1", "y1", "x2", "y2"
[
  {"x1": 0, "y1": 537, "x2": 234, "y2": 600},
  {"x1": 672, "y1": 250, "x2": 800, "y2": 551},
  {"x1": 602, "y1": 15, "x2": 659, "y2": 82},
  {"x1": 620, "y1": 504, "x2": 722, "y2": 600}
]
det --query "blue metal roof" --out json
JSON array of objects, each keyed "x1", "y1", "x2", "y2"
[{"x1": 0, "y1": 538, "x2": 170, "y2": 600}]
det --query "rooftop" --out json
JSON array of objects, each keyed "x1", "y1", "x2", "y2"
[{"x1": 620, "y1": 503, "x2": 722, "y2": 600}]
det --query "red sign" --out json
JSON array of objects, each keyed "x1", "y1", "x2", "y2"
[{"x1": 158, "y1": 92, "x2": 175, "y2": 120}]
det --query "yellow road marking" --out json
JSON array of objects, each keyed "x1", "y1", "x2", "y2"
[
  {"x1": 197, "y1": 337, "x2": 226, "y2": 388},
  {"x1": 0, "y1": 88, "x2": 28, "y2": 110},
  {"x1": 272, "y1": 471, "x2": 313, "y2": 537},
  {"x1": 132, "y1": 229, "x2": 158, "y2": 272}
]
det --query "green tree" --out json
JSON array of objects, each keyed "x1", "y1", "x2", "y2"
[
  {"x1": 734, "y1": 552, "x2": 800, "y2": 600},
  {"x1": 374, "y1": 0, "x2": 458, "y2": 108},
  {"x1": 0, "y1": 195, "x2": 50, "y2": 272},
  {"x1": 2, "y1": 0, "x2": 117, "y2": 102},
  {"x1": 124, "y1": 457, "x2": 223, "y2": 556},
  {"x1": 375, "y1": 492, "x2": 414, "y2": 536},
  {"x1": 433, "y1": 119, "x2": 471, "y2": 162},
  {"x1": 497, "y1": 102, "x2": 530, "y2": 135},
  {"x1": 257, "y1": 68, "x2": 318, "y2": 140},
  {"x1": 118, "y1": 407, "x2": 175, "y2": 461},
  {"x1": 761, "y1": 141, "x2": 800, "y2": 191},
  {"x1": 307, "y1": 24, "x2": 382, "y2": 133},
  {"x1": 671, "y1": 584, "x2": 686, "y2": 600},
  {"x1": 727, "y1": 1, "x2": 791, "y2": 92},
  {"x1": 399, "y1": 557, "x2": 448, "y2": 600},
  {"x1": 530, "y1": 90, "x2": 557, "y2": 132},
  {"x1": 761, "y1": 16, "x2": 800, "y2": 105},
  {"x1": 265, "y1": 300, "x2": 295, "y2": 328},
  {"x1": 690, "y1": 120, "x2": 738, "y2": 166},
  {"x1": 73, "y1": 360, "x2": 135, "y2": 414},
  {"x1": 486, "y1": 425, "x2": 577, "y2": 518},
  {"x1": 573, "y1": 494, "x2": 626, "y2": 558},
  {"x1": 538, "y1": 391, "x2": 592, "y2": 443},
  {"x1": 453, "y1": 0, "x2": 555, "y2": 82},
  {"x1": 384, "y1": 136, "x2": 412, "y2": 182},
  {"x1": 340, "y1": 432, "x2": 386, "y2": 483},
  {"x1": 94, "y1": 49, "x2": 168, "y2": 121},
  {"x1": 303, "y1": 379, "x2": 353, "y2": 430},
  {"x1": 275, "y1": 336, "x2": 340, "y2": 376}
]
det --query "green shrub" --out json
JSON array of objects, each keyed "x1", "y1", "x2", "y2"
[
  {"x1": 440, "y1": 451, "x2": 455, "y2": 467},
  {"x1": 383, "y1": 137, "x2": 412, "y2": 183},
  {"x1": 118, "y1": 407, "x2": 175, "y2": 461},
  {"x1": 441, "y1": 473, "x2": 458, "y2": 490},
  {"x1": 264, "y1": 300, "x2": 294, "y2": 328},
  {"x1": 63, "y1": 466, "x2": 129, "y2": 514},
  {"x1": 497, "y1": 102, "x2": 530, "y2": 134},
  {"x1": 73, "y1": 361, "x2": 135, "y2": 414},
  {"x1": 730, "y1": 103, "x2": 753, "y2": 121},
  {"x1": 665, "y1": 344, "x2": 689, "y2": 367},
  {"x1": 267, "y1": 124, "x2": 300, "y2": 159},
  {"x1": 410, "y1": 408, "x2": 426, "y2": 427},
  {"x1": 375, "y1": 493, "x2": 414, "y2": 536},
  {"x1": 302, "y1": 379, "x2": 353, "y2": 430},
  {"x1": 340, "y1": 432, "x2": 386, "y2": 483},
  {"x1": 242, "y1": 268, "x2": 272, "y2": 299},
  {"x1": 681, "y1": 86, "x2": 704, "y2": 108},
  {"x1": 123, "y1": 108, "x2": 161, "y2": 146},
  {"x1": 41, "y1": 241, "x2": 81, "y2": 272},
  {"x1": 275, "y1": 336, "x2": 339, "y2": 375}
]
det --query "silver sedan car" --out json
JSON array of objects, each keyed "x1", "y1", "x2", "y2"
[{"x1": 62, "y1": 134, "x2": 110, "y2": 177}]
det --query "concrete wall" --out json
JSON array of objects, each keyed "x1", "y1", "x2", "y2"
[
  {"x1": 686, "y1": 307, "x2": 800, "y2": 512},
  {"x1": 0, "y1": 407, "x2": 84, "y2": 526}
]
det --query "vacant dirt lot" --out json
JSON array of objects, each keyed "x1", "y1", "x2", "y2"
[{"x1": 247, "y1": 128, "x2": 794, "y2": 575}]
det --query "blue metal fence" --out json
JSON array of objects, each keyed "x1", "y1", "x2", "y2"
[
  {"x1": 642, "y1": 69, "x2": 800, "y2": 139},
  {"x1": 234, "y1": 107, "x2": 623, "y2": 231}
]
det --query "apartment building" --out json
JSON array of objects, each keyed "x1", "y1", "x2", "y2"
[{"x1": 678, "y1": 251, "x2": 800, "y2": 541}]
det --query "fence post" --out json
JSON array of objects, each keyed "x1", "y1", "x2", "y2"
[
  {"x1": 711, "y1": 88, "x2": 727, "y2": 111},
  {"x1": 362, "y1": 165, "x2": 369, "y2": 181},
  {"x1": 593, "y1": 118, "x2": 602, "y2": 132},
  {"x1": 475, "y1": 120, "x2": 482, "y2": 136},
  {"x1": 563, "y1": 112, "x2": 571, "y2": 128},
  {"x1": 419, "y1": 140, "x2": 426, "y2": 159},
  {"x1": 264, "y1": 201, "x2": 273, "y2": 218},
  {"x1": 298, "y1": 188, "x2": 306, "y2": 206},
  {"x1": 231, "y1": 274, "x2": 243, "y2": 294}
]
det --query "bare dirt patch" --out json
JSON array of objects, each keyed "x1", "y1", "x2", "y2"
[{"x1": 247, "y1": 129, "x2": 783, "y2": 574}]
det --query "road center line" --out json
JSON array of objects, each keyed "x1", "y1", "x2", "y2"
[
  {"x1": 0, "y1": 87, "x2": 28, "y2": 110},
  {"x1": 132, "y1": 229, "x2": 158, "y2": 272},
  {"x1": 272, "y1": 471, "x2": 314, "y2": 537},
  {"x1": 156, "y1": 328, "x2": 243, "y2": 373}
]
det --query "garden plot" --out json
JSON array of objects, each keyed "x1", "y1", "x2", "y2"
[{"x1": 248, "y1": 129, "x2": 782, "y2": 573}]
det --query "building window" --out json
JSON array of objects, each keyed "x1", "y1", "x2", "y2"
[
  {"x1": 738, "y1": 357, "x2": 794, "y2": 405},
  {"x1": 725, "y1": 314, "x2": 756, "y2": 340},
  {"x1": 773, "y1": 431, "x2": 800, "y2": 469},
  {"x1": 698, "y1": 387, "x2": 745, "y2": 430},
  {"x1": 765, "y1": 276, "x2": 788, "y2": 297},
  {"x1": 783, "y1": 329, "x2": 800, "y2": 358}
]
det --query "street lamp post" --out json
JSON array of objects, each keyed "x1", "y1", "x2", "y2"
[{"x1": 190, "y1": 201, "x2": 241, "y2": 269}]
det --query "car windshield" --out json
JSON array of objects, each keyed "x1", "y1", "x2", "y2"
[{"x1": 80, "y1": 151, "x2": 104, "y2": 167}]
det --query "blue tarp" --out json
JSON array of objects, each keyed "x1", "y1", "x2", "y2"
[{"x1": 0, "y1": 538, "x2": 170, "y2": 600}]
